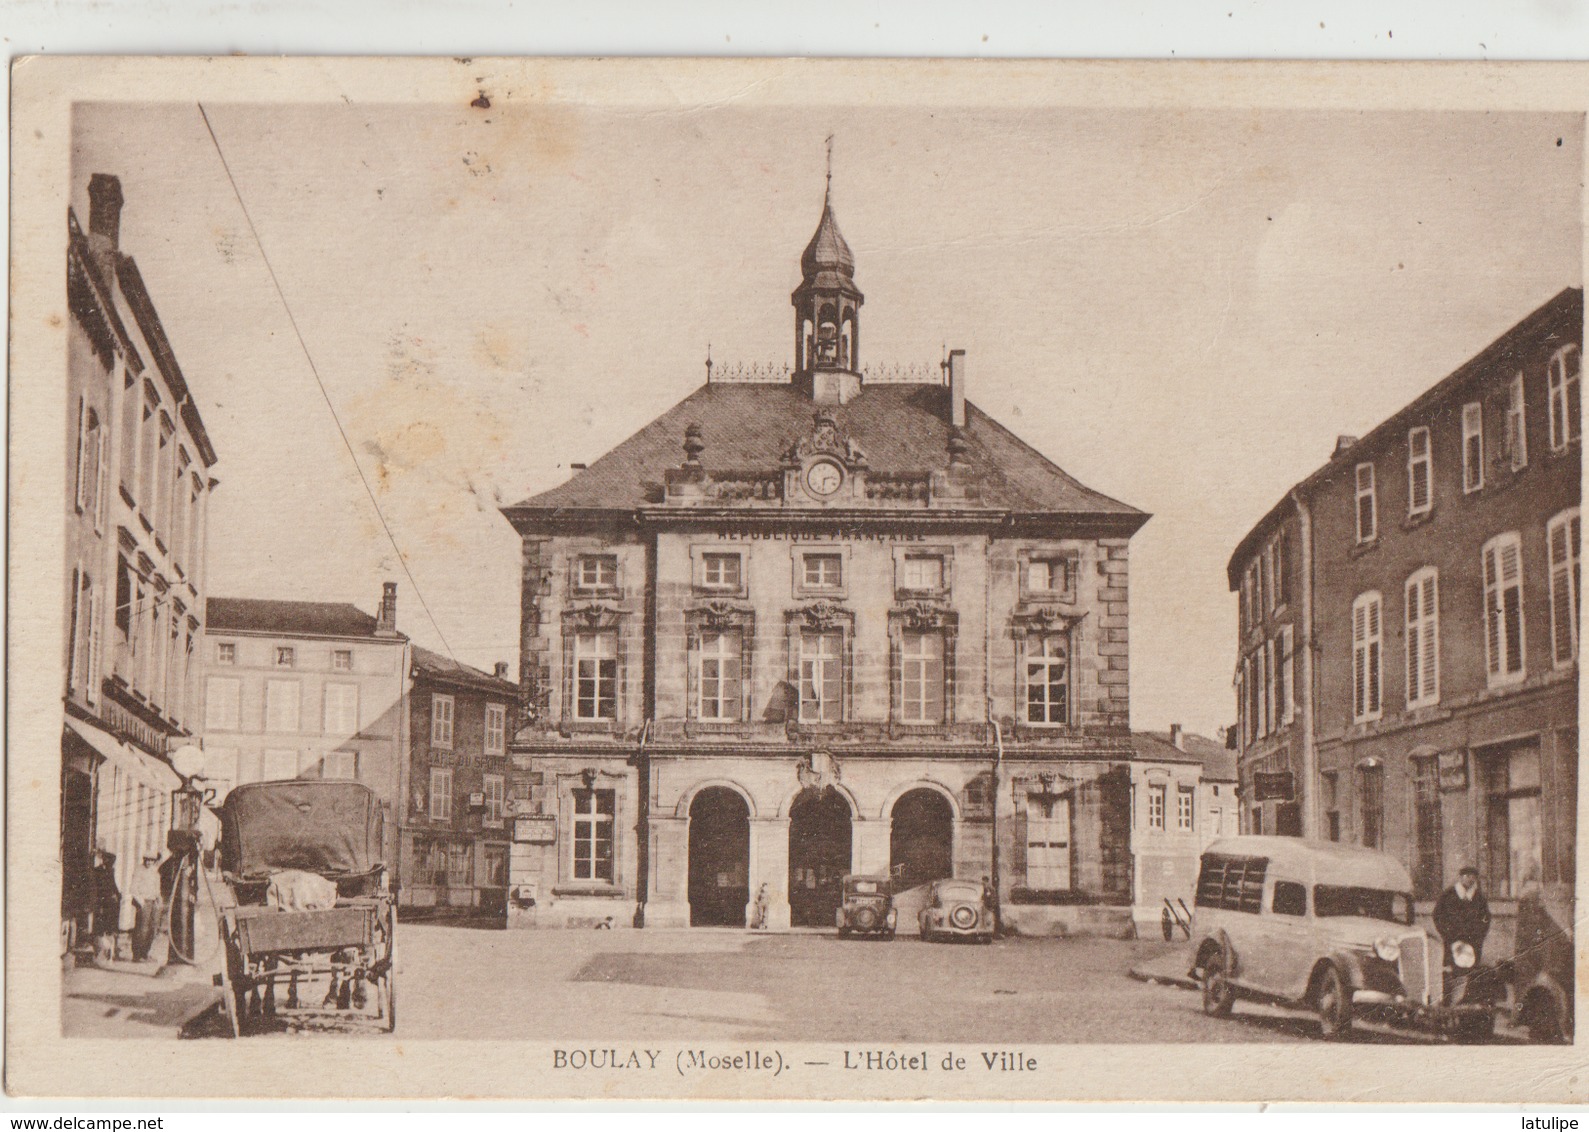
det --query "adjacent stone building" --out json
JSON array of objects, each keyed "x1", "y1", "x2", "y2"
[
  {"x1": 499, "y1": 191, "x2": 1184, "y2": 936},
  {"x1": 61, "y1": 173, "x2": 220, "y2": 948},
  {"x1": 1228, "y1": 286, "x2": 1580, "y2": 956}
]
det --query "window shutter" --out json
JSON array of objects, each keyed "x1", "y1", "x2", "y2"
[
  {"x1": 85, "y1": 586, "x2": 102, "y2": 706},
  {"x1": 73, "y1": 397, "x2": 88, "y2": 513},
  {"x1": 1011, "y1": 809, "x2": 1028, "y2": 883},
  {"x1": 1420, "y1": 575, "x2": 1438, "y2": 700}
]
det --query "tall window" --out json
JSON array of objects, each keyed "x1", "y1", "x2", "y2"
[
  {"x1": 1548, "y1": 508, "x2": 1581, "y2": 667},
  {"x1": 799, "y1": 629, "x2": 843, "y2": 723},
  {"x1": 1024, "y1": 794, "x2": 1071, "y2": 890},
  {"x1": 1507, "y1": 372, "x2": 1528, "y2": 470},
  {"x1": 1484, "y1": 742, "x2": 1542, "y2": 898},
  {"x1": 1407, "y1": 427, "x2": 1433, "y2": 516},
  {"x1": 575, "y1": 555, "x2": 618, "y2": 591},
  {"x1": 446, "y1": 842, "x2": 473, "y2": 887},
  {"x1": 482, "y1": 774, "x2": 505, "y2": 826},
  {"x1": 899, "y1": 630, "x2": 945, "y2": 724},
  {"x1": 1351, "y1": 591, "x2": 1383, "y2": 722},
  {"x1": 485, "y1": 703, "x2": 507, "y2": 754},
  {"x1": 698, "y1": 630, "x2": 742, "y2": 721},
  {"x1": 1322, "y1": 771, "x2": 1340, "y2": 842},
  {"x1": 701, "y1": 552, "x2": 741, "y2": 591},
  {"x1": 1405, "y1": 568, "x2": 1440, "y2": 708},
  {"x1": 574, "y1": 632, "x2": 618, "y2": 720},
  {"x1": 1462, "y1": 402, "x2": 1484, "y2": 493},
  {"x1": 1245, "y1": 653, "x2": 1260, "y2": 744},
  {"x1": 1261, "y1": 638, "x2": 1275, "y2": 736},
  {"x1": 1412, "y1": 758, "x2": 1443, "y2": 900},
  {"x1": 1025, "y1": 632, "x2": 1070, "y2": 725},
  {"x1": 1148, "y1": 783, "x2": 1167, "y2": 831},
  {"x1": 802, "y1": 553, "x2": 843, "y2": 590},
  {"x1": 74, "y1": 400, "x2": 104, "y2": 525},
  {"x1": 84, "y1": 580, "x2": 102, "y2": 706},
  {"x1": 1548, "y1": 343, "x2": 1581, "y2": 451},
  {"x1": 206, "y1": 676, "x2": 241, "y2": 730},
  {"x1": 265, "y1": 679, "x2": 300, "y2": 733},
  {"x1": 429, "y1": 767, "x2": 453, "y2": 821},
  {"x1": 1355, "y1": 463, "x2": 1377, "y2": 543},
  {"x1": 323, "y1": 682, "x2": 360, "y2": 734},
  {"x1": 572, "y1": 788, "x2": 615, "y2": 882},
  {"x1": 1482, "y1": 532, "x2": 1526, "y2": 685},
  {"x1": 1177, "y1": 787, "x2": 1195, "y2": 832},
  {"x1": 1272, "y1": 530, "x2": 1290, "y2": 609},
  {"x1": 1276, "y1": 626, "x2": 1294, "y2": 726},
  {"x1": 431, "y1": 693, "x2": 455, "y2": 747},
  {"x1": 1357, "y1": 763, "x2": 1384, "y2": 849}
]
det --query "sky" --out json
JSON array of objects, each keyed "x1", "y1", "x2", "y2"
[{"x1": 71, "y1": 101, "x2": 1583, "y2": 738}]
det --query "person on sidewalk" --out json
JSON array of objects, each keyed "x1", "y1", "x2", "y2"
[
  {"x1": 1433, "y1": 864, "x2": 1492, "y2": 967},
  {"x1": 128, "y1": 854, "x2": 166, "y2": 962},
  {"x1": 91, "y1": 849, "x2": 121, "y2": 963}
]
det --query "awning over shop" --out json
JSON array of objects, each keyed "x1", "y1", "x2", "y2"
[{"x1": 64, "y1": 715, "x2": 179, "y2": 793}]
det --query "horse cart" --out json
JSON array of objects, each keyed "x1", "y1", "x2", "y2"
[{"x1": 214, "y1": 780, "x2": 396, "y2": 1036}]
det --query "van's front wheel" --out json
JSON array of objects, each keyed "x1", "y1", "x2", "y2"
[
  {"x1": 1200, "y1": 951, "x2": 1235, "y2": 1017},
  {"x1": 1314, "y1": 964, "x2": 1353, "y2": 1040}
]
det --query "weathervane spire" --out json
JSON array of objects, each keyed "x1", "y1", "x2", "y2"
[{"x1": 824, "y1": 134, "x2": 834, "y2": 202}]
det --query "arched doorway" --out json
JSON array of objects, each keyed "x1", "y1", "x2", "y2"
[
  {"x1": 788, "y1": 788, "x2": 852, "y2": 927},
  {"x1": 891, "y1": 788, "x2": 954, "y2": 890},
  {"x1": 688, "y1": 787, "x2": 750, "y2": 927}
]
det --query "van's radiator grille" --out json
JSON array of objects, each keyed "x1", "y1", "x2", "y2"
[{"x1": 1396, "y1": 933, "x2": 1431, "y2": 1005}]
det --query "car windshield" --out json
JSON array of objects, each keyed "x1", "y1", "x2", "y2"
[
  {"x1": 1313, "y1": 884, "x2": 1414, "y2": 925},
  {"x1": 937, "y1": 882, "x2": 982, "y2": 902},
  {"x1": 847, "y1": 880, "x2": 881, "y2": 895}
]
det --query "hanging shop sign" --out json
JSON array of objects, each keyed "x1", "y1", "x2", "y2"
[{"x1": 1253, "y1": 772, "x2": 1295, "y2": 802}]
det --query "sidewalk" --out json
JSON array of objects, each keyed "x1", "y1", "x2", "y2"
[
  {"x1": 1127, "y1": 945, "x2": 1199, "y2": 990},
  {"x1": 61, "y1": 956, "x2": 219, "y2": 1039}
]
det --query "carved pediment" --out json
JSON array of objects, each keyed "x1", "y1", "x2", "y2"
[
  {"x1": 790, "y1": 599, "x2": 850, "y2": 629},
  {"x1": 1014, "y1": 605, "x2": 1080, "y2": 633},
  {"x1": 690, "y1": 599, "x2": 753, "y2": 630},
  {"x1": 563, "y1": 602, "x2": 624, "y2": 631},
  {"x1": 783, "y1": 410, "x2": 867, "y2": 468},
  {"x1": 893, "y1": 599, "x2": 955, "y2": 630},
  {"x1": 796, "y1": 750, "x2": 842, "y2": 791}
]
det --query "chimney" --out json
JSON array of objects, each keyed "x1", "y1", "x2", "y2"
[
  {"x1": 1169, "y1": 723, "x2": 1185, "y2": 751},
  {"x1": 1333, "y1": 434, "x2": 1359, "y2": 459},
  {"x1": 376, "y1": 582, "x2": 398, "y2": 636},
  {"x1": 494, "y1": 661, "x2": 510, "y2": 680},
  {"x1": 947, "y1": 349, "x2": 967, "y2": 428},
  {"x1": 88, "y1": 174, "x2": 125, "y2": 249}
]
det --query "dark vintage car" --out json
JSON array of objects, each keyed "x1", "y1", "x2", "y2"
[
  {"x1": 836, "y1": 874, "x2": 896, "y2": 939},
  {"x1": 1503, "y1": 886, "x2": 1575, "y2": 1044},
  {"x1": 918, "y1": 878, "x2": 994, "y2": 943}
]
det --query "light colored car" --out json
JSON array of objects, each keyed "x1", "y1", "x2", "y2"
[
  {"x1": 918, "y1": 878, "x2": 993, "y2": 943},
  {"x1": 1188, "y1": 837, "x2": 1493, "y2": 1041}
]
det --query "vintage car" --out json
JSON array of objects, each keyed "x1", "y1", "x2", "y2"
[
  {"x1": 918, "y1": 878, "x2": 994, "y2": 943},
  {"x1": 836, "y1": 874, "x2": 896, "y2": 939},
  {"x1": 1188, "y1": 837, "x2": 1495, "y2": 1042},
  {"x1": 1503, "y1": 886, "x2": 1576, "y2": 1044}
]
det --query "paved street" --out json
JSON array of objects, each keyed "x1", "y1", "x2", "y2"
[{"x1": 178, "y1": 923, "x2": 1472, "y2": 1043}]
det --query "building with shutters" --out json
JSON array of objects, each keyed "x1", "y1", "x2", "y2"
[
  {"x1": 492, "y1": 188, "x2": 1228, "y2": 936},
  {"x1": 199, "y1": 587, "x2": 410, "y2": 870},
  {"x1": 400, "y1": 647, "x2": 520, "y2": 919},
  {"x1": 1227, "y1": 286, "x2": 1580, "y2": 957},
  {"x1": 61, "y1": 173, "x2": 220, "y2": 951}
]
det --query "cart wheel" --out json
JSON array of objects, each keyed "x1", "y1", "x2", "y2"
[{"x1": 217, "y1": 927, "x2": 244, "y2": 1039}]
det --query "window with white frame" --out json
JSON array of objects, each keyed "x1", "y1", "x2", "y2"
[
  {"x1": 575, "y1": 555, "x2": 618, "y2": 591},
  {"x1": 429, "y1": 766, "x2": 453, "y2": 821},
  {"x1": 1507, "y1": 372, "x2": 1528, "y2": 470},
  {"x1": 323, "y1": 682, "x2": 360, "y2": 735},
  {"x1": 900, "y1": 554, "x2": 945, "y2": 592},
  {"x1": 1024, "y1": 632, "x2": 1070, "y2": 725},
  {"x1": 1549, "y1": 343, "x2": 1581, "y2": 451},
  {"x1": 1548, "y1": 508, "x2": 1580, "y2": 667},
  {"x1": 1261, "y1": 638, "x2": 1275, "y2": 737},
  {"x1": 1407, "y1": 427, "x2": 1433, "y2": 516},
  {"x1": 215, "y1": 641, "x2": 236, "y2": 665},
  {"x1": 84, "y1": 581, "x2": 102, "y2": 706},
  {"x1": 206, "y1": 676, "x2": 241, "y2": 730},
  {"x1": 1352, "y1": 591, "x2": 1383, "y2": 722},
  {"x1": 1405, "y1": 568, "x2": 1440, "y2": 708},
  {"x1": 574, "y1": 632, "x2": 618, "y2": 720},
  {"x1": 697, "y1": 630, "x2": 742, "y2": 721},
  {"x1": 899, "y1": 629, "x2": 945, "y2": 724},
  {"x1": 571, "y1": 788, "x2": 615, "y2": 881},
  {"x1": 482, "y1": 774, "x2": 506, "y2": 826},
  {"x1": 700, "y1": 552, "x2": 741, "y2": 591},
  {"x1": 801, "y1": 553, "x2": 843, "y2": 591},
  {"x1": 1275, "y1": 626, "x2": 1294, "y2": 726},
  {"x1": 1462, "y1": 402, "x2": 1484, "y2": 493},
  {"x1": 485, "y1": 703, "x2": 507, "y2": 754},
  {"x1": 1355, "y1": 463, "x2": 1377, "y2": 543},
  {"x1": 1177, "y1": 787, "x2": 1195, "y2": 832},
  {"x1": 274, "y1": 646, "x2": 295, "y2": 668},
  {"x1": 1482, "y1": 532, "x2": 1526, "y2": 685},
  {"x1": 1026, "y1": 556, "x2": 1075, "y2": 598},
  {"x1": 265, "y1": 679, "x2": 301, "y2": 733},
  {"x1": 322, "y1": 750, "x2": 358, "y2": 780},
  {"x1": 263, "y1": 748, "x2": 299, "y2": 782},
  {"x1": 1148, "y1": 783, "x2": 1167, "y2": 831},
  {"x1": 431, "y1": 693, "x2": 455, "y2": 747},
  {"x1": 799, "y1": 629, "x2": 843, "y2": 723},
  {"x1": 332, "y1": 648, "x2": 353, "y2": 672}
]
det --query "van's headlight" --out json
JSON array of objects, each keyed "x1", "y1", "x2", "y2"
[
  {"x1": 1373, "y1": 937, "x2": 1401, "y2": 962},
  {"x1": 1451, "y1": 940, "x2": 1477, "y2": 969}
]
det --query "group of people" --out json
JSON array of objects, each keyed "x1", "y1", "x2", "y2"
[{"x1": 85, "y1": 848, "x2": 170, "y2": 963}]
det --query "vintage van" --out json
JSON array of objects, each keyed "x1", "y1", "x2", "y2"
[{"x1": 1187, "y1": 837, "x2": 1495, "y2": 1041}]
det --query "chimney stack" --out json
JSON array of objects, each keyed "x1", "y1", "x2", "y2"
[
  {"x1": 1169, "y1": 723, "x2": 1185, "y2": 751},
  {"x1": 947, "y1": 349, "x2": 967, "y2": 429},
  {"x1": 1333, "y1": 434, "x2": 1359, "y2": 459},
  {"x1": 376, "y1": 582, "x2": 398, "y2": 636},
  {"x1": 494, "y1": 661, "x2": 510, "y2": 680}
]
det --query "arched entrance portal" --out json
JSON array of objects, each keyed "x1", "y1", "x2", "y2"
[
  {"x1": 891, "y1": 788, "x2": 954, "y2": 890},
  {"x1": 688, "y1": 788, "x2": 750, "y2": 927},
  {"x1": 788, "y1": 788, "x2": 852, "y2": 927}
]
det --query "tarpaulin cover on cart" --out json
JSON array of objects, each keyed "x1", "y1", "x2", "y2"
[{"x1": 220, "y1": 780, "x2": 383, "y2": 878}]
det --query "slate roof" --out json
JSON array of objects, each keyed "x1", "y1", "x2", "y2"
[
  {"x1": 206, "y1": 597, "x2": 401, "y2": 640},
  {"x1": 505, "y1": 382, "x2": 1145, "y2": 520},
  {"x1": 1134, "y1": 730, "x2": 1239, "y2": 782},
  {"x1": 411, "y1": 645, "x2": 517, "y2": 697}
]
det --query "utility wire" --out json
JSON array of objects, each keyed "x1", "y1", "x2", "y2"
[{"x1": 196, "y1": 103, "x2": 457, "y2": 662}]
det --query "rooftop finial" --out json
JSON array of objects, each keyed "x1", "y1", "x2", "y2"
[{"x1": 824, "y1": 134, "x2": 834, "y2": 202}]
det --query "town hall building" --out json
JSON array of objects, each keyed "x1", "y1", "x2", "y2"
[{"x1": 499, "y1": 190, "x2": 1192, "y2": 936}]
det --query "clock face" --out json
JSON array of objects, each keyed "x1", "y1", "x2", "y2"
[{"x1": 805, "y1": 460, "x2": 843, "y2": 497}]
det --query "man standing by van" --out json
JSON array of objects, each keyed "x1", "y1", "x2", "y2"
[{"x1": 1433, "y1": 865, "x2": 1491, "y2": 965}]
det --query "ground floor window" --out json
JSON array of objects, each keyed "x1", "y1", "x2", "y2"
[
  {"x1": 1412, "y1": 757, "x2": 1443, "y2": 900},
  {"x1": 483, "y1": 843, "x2": 508, "y2": 887},
  {"x1": 420, "y1": 839, "x2": 448, "y2": 887},
  {"x1": 446, "y1": 841, "x2": 473, "y2": 887},
  {"x1": 1024, "y1": 792, "x2": 1072, "y2": 890},
  {"x1": 572, "y1": 788, "x2": 615, "y2": 882},
  {"x1": 1482, "y1": 739, "x2": 1542, "y2": 898},
  {"x1": 1012, "y1": 767, "x2": 1130, "y2": 902},
  {"x1": 1321, "y1": 771, "x2": 1340, "y2": 842},
  {"x1": 1357, "y1": 763, "x2": 1384, "y2": 850}
]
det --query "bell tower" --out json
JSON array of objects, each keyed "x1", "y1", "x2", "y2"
[{"x1": 792, "y1": 146, "x2": 864, "y2": 404}]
